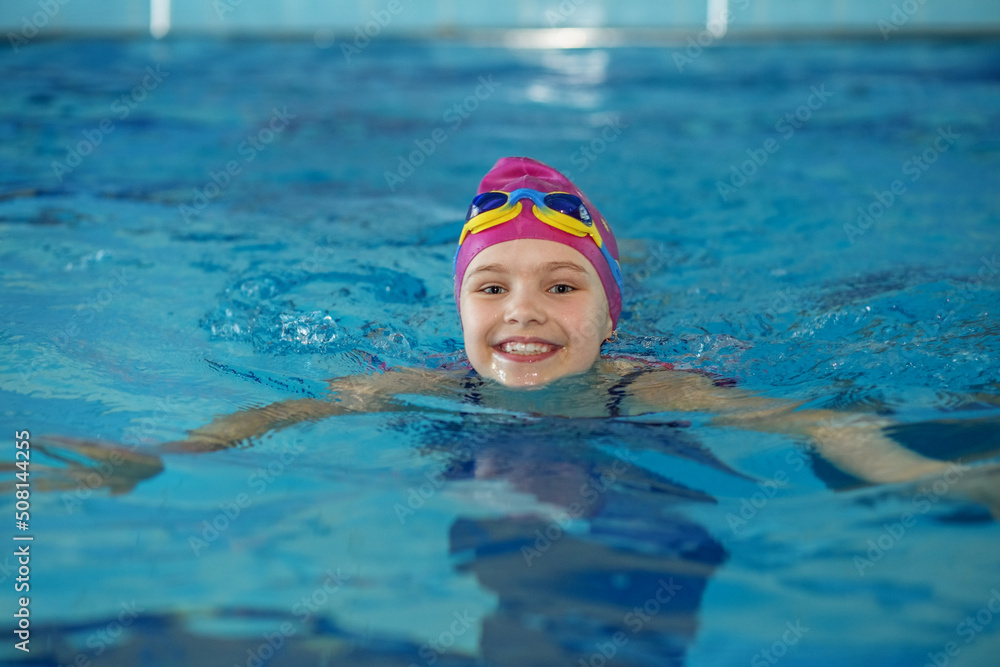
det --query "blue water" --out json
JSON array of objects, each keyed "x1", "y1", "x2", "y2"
[{"x1": 1, "y1": 36, "x2": 999, "y2": 666}]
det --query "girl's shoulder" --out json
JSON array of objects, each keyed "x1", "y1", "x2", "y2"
[
  {"x1": 598, "y1": 356, "x2": 747, "y2": 415},
  {"x1": 599, "y1": 355, "x2": 675, "y2": 376},
  {"x1": 601, "y1": 355, "x2": 738, "y2": 387},
  {"x1": 326, "y1": 363, "x2": 466, "y2": 397}
]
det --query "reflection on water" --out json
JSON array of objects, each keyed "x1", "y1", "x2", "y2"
[{"x1": 443, "y1": 417, "x2": 727, "y2": 667}]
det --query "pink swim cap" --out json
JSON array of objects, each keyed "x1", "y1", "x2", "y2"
[{"x1": 453, "y1": 157, "x2": 622, "y2": 328}]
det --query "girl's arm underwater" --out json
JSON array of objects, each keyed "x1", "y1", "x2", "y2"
[
  {"x1": 623, "y1": 363, "x2": 1000, "y2": 515},
  {"x1": 621, "y1": 365, "x2": 946, "y2": 481},
  {"x1": 25, "y1": 367, "x2": 443, "y2": 493},
  {"x1": 161, "y1": 366, "x2": 445, "y2": 453}
]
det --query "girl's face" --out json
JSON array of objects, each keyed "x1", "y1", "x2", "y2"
[{"x1": 459, "y1": 239, "x2": 613, "y2": 388}]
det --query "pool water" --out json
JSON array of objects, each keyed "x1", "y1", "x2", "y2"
[{"x1": 1, "y1": 36, "x2": 999, "y2": 666}]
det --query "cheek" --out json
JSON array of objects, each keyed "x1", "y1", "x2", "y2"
[
  {"x1": 460, "y1": 312, "x2": 478, "y2": 347},
  {"x1": 460, "y1": 301, "x2": 490, "y2": 348},
  {"x1": 567, "y1": 302, "x2": 612, "y2": 346},
  {"x1": 459, "y1": 295, "x2": 476, "y2": 330}
]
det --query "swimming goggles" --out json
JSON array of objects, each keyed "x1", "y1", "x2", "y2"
[{"x1": 457, "y1": 188, "x2": 624, "y2": 292}]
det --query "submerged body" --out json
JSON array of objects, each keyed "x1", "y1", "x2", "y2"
[{"x1": 164, "y1": 356, "x2": 994, "y2": 495}]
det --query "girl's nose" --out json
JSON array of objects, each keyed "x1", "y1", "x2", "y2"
[{"x1": 504, "y1": 287, "x2": 547, "y2": 326}]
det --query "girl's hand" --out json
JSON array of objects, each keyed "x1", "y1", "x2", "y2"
[
  {"x1": 19, "y1": 436, "x2": 164, "y2": 494},
  {"x1": 946, "y1": 462, "x2": 1000, "y2": 520}
]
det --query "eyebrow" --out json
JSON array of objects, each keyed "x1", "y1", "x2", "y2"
[
  {"x1": 468, "y1": 261, "x2": 590, "y2": 277},
  {"x1": 541, "y1": 261, "x2": 589, "y2": 274}
]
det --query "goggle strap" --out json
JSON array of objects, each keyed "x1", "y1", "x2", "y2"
[{"x1": 599, "y1": 243, "x2": 626, "y2": 295}]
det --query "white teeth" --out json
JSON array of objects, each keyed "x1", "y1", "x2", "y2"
[{"x1": 500, "y1": 341, "x2": 553, "y2": 355}]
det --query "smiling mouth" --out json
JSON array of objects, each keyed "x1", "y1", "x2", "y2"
[
  {"x1": 500, "y1": 341, "x2": 553, "y2": 355},
  {"x1": 493, "y1": 339, "x2": 562, "y2": 361}
]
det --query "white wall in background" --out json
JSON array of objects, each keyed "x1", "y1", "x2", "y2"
[{"x1": 2, "y1": 0, "x2": 998, "y2": 36}]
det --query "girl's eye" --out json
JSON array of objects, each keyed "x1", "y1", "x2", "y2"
[
  {"x1": 549, "y1": 284, "x2": 575, "y2": 294},
  {"x1": 481, "y1": 285, "x2": 506, "y2": 295}
]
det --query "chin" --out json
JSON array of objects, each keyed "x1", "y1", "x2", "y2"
[
  {"x1": 469, "y1": 358, "x2": 549, "y2": 389},
  {"x1": 486, "y1": 361, "x2": 588, "y2": 389},
  {"x1": 497, "y1": 374, "x2": 551, "y2": 390}
]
